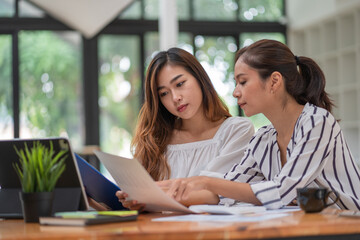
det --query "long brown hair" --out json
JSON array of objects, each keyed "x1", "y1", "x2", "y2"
[
  {"x1": 131, "y1": 47, "x2": 231, "y2": 180},
  {"x1": 235, "y1": 39, "x2": 334, "y2": 113}
]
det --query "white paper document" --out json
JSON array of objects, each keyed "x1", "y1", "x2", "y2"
[
  {"x1": 189, "y1": 204, "x2": 267, "y2": 215},
  {"x1": 94, "y1": 151, "x2": 300, "y2": 216},
  {"x1": 152, "y1": 213, "x2": 289, "y2": 222},
  {"x1": 94, "y1": 151, "x2": 194, "y2": 213}
]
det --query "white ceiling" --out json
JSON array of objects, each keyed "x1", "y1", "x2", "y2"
[{"x1": 29, "y1": 0, "x2": 133, "y2": 38}]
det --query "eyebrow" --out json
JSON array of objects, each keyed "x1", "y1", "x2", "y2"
[
  {"x1": 235, "y1": 73, "x2": 246, "y2": 80},
  {"x1": 157, "y1": 74, "x2": 183, "y2": 91}
]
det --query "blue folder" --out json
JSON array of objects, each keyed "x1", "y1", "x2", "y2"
[{"x1": 75, "y1": 153, "x2": 126, "y2": 210}]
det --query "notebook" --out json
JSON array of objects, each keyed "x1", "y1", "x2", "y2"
[
  {"x1": 75, "y1": 153, "x2": 126, "y2": 210},
  {"x1": 40, "y1": 210, "x2": 138, "y2": 226},
  {"x1": 0, "y1": 137, "x2": 89, "y2": 219}
]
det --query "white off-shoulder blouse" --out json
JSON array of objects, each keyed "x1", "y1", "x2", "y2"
[{"x1": 166, "y1": 117, "x2": 254, "y2": 179}]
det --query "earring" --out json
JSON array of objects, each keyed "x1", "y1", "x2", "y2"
[{"x1": 271, "y1": 90, "x2": 274, "y2": 94}]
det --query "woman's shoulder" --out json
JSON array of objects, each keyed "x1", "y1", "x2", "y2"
[
  {"x1": 215, "y1": 116, "x2": 254, "y2": 136},
  {"x1": 212, "y1": 116, "x2": 254, "y2": 140},
  {"x1": 303, "y1": 103, "x2": 330, "y2": 116},
  {"x1": 221, "y1": 116, "x2": 253, "y2": 129},
  {"x1": 299, "y1": 103, "x2": 337, "y2": 126},
  {"x1": 294, "y1": 103, "x2": 339, "y2": 138},
  {"x1": 248, "y1": 124, "x2": 276, "y2": 145}
]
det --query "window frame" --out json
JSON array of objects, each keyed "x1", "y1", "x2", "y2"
[{"x1": 0, "y1": 0, "x2": 286, "y2": 146}]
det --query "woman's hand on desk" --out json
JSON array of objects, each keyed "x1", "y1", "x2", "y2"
[
  {"x1": 157, "y1": 178, "x2": 219, "y2": 206},
  {"x1": 162, "y1": 177, "x2": 208, "y2": 201},
  {"x1": 156, "y1": 180, "x2": 172, "y2": 196},
  {"x1": 115, "y1": 191, "x2": 146, "y2": 212}
]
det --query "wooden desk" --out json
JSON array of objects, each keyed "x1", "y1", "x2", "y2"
[{"x1": 1, "y1": 209, "x2": 360, "y2": 240}]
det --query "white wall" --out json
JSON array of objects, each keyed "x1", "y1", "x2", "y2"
[
  {"x1": 286, "y1": 0, "x2": 360, "y2": 30},
  {"x1": 286, "y1": 0, "x2": 360, "y2": 164}
]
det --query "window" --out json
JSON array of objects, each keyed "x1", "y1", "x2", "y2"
[
  {"x1": 195, "y1": 35, "x2": 238, "y2": 115},
  {"x1": 240, "y1": 32, "x2": 285, "y2": 47},
  {"x1": 1, "y1": 0, "x2": 285, "y2": 161},
  {"x1": 0, "y1": 0, "x2": 14, "y2": 17},
  {"x1": 19, "y1": 0, "x2": 45, "y2": 17},
  {"x1": 19, "y1": 31, "x2": 83, "y2": 149},
  {"x1": 98, "y1": 35, "x2": 141, "y2": 157},
  {"x1": 0, "y1": 34, "x2": 12, "y2": 138},
  {"x1": 239, "y1": 0, "x2": 284, "y2": 22},
  {"x1": 194, "y1": 0, "x2": 238, "y2": 21}
]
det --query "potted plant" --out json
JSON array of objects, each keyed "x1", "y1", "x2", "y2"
[{"x1": 13, "y1": 141, "x2": 67, "y2": 223}]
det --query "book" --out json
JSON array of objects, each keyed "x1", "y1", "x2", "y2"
[
  {"x1": 39, "y1": 211, "x2": 138, "y2": 226},
  {"x1": 75, "y1": 153, "x2": 126, "y2": 210}
]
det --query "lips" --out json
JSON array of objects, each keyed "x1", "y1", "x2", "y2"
[
  {"x1": 238, "y1": 102, "x2": 246, "y2": 108},
  {"x1": 177, "y1": 104, "x2": 188, "y2": 112}
]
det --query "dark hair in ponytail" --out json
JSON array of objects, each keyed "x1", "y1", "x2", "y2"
[{"x1": 235, "y1": 39, "x2": 334, "y2": 113}]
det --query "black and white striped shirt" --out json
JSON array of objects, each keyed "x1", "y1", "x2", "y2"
[{"x1": 221, "y1": 103, "x2": 360, "y2": 210}]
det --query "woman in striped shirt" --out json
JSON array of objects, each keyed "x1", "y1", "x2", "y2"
[{"x1": 164, "y1": 39, "x2": 360, "y2": 210}]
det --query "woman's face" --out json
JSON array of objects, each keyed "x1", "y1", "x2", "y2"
[
  {"x1": 156, "y1": 65, "x2": 203, "y2": 120},
  {"x1": 233, "y1": 59, "x2": 272, "y2": 117}
]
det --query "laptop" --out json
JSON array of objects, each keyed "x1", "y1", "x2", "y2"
[{"x1": 0, "y1": 137, "x2": 89, "y2": 219}]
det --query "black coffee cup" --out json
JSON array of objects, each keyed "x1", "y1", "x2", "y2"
[{"x1": 296, "y1": 187, "x2": 339, "y2": 213}]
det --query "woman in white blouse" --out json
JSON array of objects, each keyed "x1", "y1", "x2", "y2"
[
  {"x1": 164, "y1": 40, "x2": 360, "y2": 210},
  {"x1": 117, "y1": 47, "x2": 254, "y2": 209}
]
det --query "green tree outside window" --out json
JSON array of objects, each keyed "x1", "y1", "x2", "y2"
[{"x1": 19, "y1": 31, "x2": 83, "y2": 149}]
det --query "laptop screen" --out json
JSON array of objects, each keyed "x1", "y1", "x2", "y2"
[{"x1": 0, "y1": 137, "x2": 89, "y2": 218}]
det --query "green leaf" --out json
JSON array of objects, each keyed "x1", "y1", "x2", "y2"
[{"x1": 13, "y1": 141, "x2": 67, "y2": 193}]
